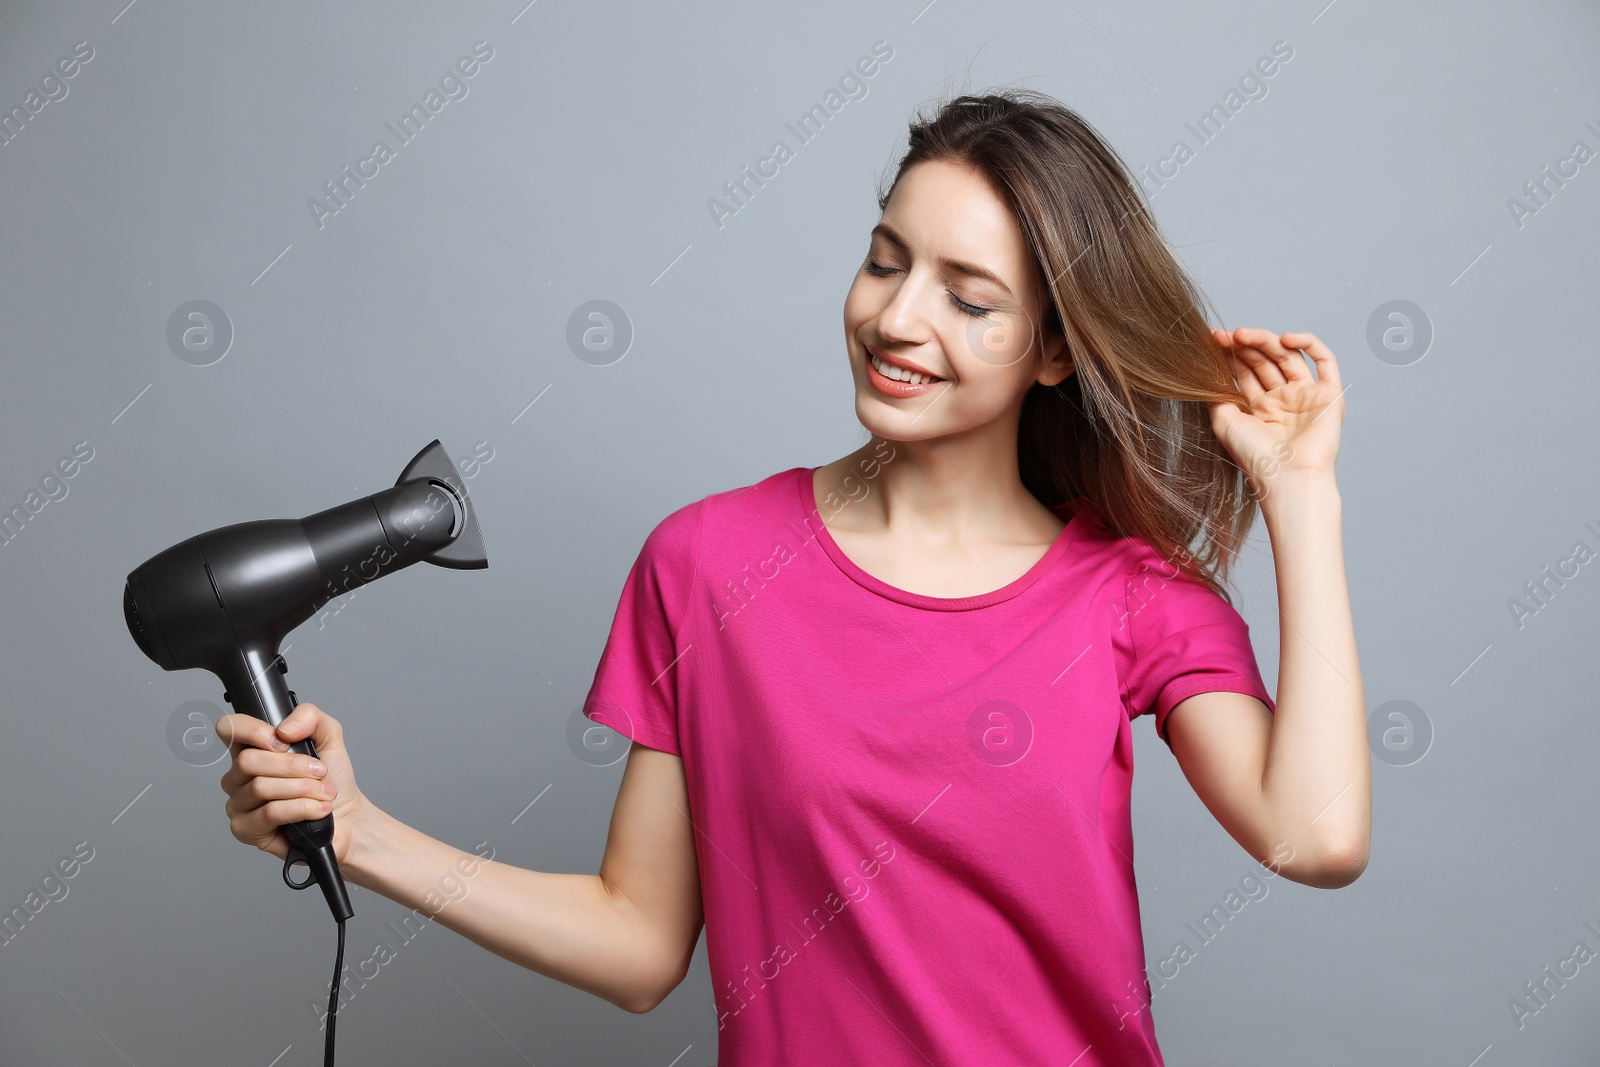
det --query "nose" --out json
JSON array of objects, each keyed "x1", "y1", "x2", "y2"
[{"x1": 873, "y1": 269, "x2": 934, "y2": 348}]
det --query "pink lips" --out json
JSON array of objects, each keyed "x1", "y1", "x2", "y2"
[{"x1": 865, "y1": 350, "x2": 945, "y2": 398}]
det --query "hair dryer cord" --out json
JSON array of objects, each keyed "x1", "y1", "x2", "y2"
[
  {"x1": 286, "y1": 848, "x2": 348, "y2": 1066},
  {"x1": 325, "y1": 918, "x2": 345, "y2": 1067}
]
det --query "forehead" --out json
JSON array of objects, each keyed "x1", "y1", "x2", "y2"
[{"x1": 879, "y1": 159, "x2": 1034, "y2": 285}]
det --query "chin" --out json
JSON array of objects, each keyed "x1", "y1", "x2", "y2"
[
  {"x1": 852, "y1": 395, "x2": 938, "y2": 443},
  {"x1": 847, "y1": 351, "x2": 956, "y2": 441}
]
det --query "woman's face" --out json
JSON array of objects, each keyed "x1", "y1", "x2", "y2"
[{"x1": 842, "y1": 158, "x2": 1073, "y2": 442}]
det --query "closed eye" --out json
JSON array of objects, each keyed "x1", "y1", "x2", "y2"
[{"x1": 864, "y1": 260, "x2": 993, "y2": 319}]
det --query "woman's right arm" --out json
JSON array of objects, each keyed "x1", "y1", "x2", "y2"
[{"x1": 216, "y1": 702, "x2": 703, "y2": 1014}]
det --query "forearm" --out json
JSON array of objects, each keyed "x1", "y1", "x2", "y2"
[
  {"x1": 1257, "y1": 474, "x2": 1371, "y2": 878},
  {"x1": 342, "y1": 804, "x2": 669, "y2": 1013}
]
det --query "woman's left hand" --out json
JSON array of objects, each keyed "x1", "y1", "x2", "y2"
[{"x1": 1208, "y1": 327, "x2": 1346, "y2": 496}]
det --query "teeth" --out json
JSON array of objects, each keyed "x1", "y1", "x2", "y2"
[{"x1": 871, "y1": 354, "x2": 938, "y2": 385}]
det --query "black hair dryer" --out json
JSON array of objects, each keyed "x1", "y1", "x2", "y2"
[{"x1": 122, "y1": 440, "x2": 488, "y2": 922}]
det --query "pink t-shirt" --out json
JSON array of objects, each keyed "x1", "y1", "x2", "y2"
[{"x1": 582, "y1": 464, "x2": 1275, "y2": 1066}]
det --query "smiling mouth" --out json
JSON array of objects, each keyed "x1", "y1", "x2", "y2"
[{"x1": 867, "y1": 352, "x2": 944, "y2": 385}]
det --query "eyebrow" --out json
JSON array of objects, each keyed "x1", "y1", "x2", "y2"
[{"x1": 870, "y1": 222, "x2": 1015, "y2": 298}]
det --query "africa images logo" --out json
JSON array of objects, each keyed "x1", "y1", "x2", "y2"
[{"x1": 307, "y1": 41, "x2": 495, "y2": 230}]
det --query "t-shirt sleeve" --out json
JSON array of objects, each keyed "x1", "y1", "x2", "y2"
[
  {"x1": 1114, "y1": 550, "x2": 1276, "y2": 746},
  {"x1": 580, "y1": 500, "x2": 704, "y2": 756}
]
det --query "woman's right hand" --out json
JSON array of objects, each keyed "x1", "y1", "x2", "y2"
[{"x1": 216, "y1": 702, "x2": 371, "y2": 869}]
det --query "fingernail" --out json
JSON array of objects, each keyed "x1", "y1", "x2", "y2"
[
  {"x1": 308, "y1": 760, "x2": 326, "y2": 776},
  {"x1": 272, "y1": 738, "x2": 291, "y2": 751}
]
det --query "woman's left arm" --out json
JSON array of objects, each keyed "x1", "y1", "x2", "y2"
[{"x1": 1165, "y1": 328, "x2": 1371, "y2": 890}]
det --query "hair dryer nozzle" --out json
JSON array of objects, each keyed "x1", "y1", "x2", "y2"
[{"x1": 395, "y1": 440, "x2": 488, "y2": 570}]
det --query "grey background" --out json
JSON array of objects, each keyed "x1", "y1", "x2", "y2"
[{"x1": 1, "y1": 0, "x2": 1595, "y2": 1064}]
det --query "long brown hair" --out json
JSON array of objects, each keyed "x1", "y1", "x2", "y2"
[{"x1": 876, "y1": 87, "x2": 1262, "y2": 601}]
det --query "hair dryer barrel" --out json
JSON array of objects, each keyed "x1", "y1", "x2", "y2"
[
  {"x1": 122, "y1": 440, "x2": 487, "y2": 674},
  {"x1": 224, "y1": 478, "x2": 465, "y2": 630},
  {"x1": 302, "y1": 477, "x2": 463, "y2": 588}
]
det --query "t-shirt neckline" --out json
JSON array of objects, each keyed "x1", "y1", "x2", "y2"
[{"x1": 799, "y1": 465, "x2": 1084, "y2": 611}]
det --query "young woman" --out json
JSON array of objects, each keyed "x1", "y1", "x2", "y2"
[{"x1": 217, "y1": 89, "x2": 1369, "y2": 1065}]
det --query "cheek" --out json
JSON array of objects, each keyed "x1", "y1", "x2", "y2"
[
  {"x1": 960, "y1": 311, "x2": 1036, "y2": 371},
  {"x1": 842, "y1": 280, "x2": 873, "y2": 330},
  {"x1": 972, "y1": 310, "x2": 1036, "y2": 369}
]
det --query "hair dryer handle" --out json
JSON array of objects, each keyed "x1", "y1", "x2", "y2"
[
  {"x1": 280, "y1": 731, "x2": 355, "y2": 924},
  {"x1": 219, "y1": 647, "x2": 354, "y2": 923}
]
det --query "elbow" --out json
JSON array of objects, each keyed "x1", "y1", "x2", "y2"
[
  {"x1": 620, "y1": 991, "x2": 660, "y2": 1015},
  {"x1": 634, "y1": 926, "x2": 701, "y2": 1012},
  {"x1": 1294, "y1": 837, "x2": 1369, "y2": 889},
  {"x1": 614, "y1": 978, "x2": 663, "y2": 1015},
  {"x1": 619, "y1": 966, "x2": 685, "y2": 1015},
  {"x1": 617, "y1": 979, "x2": 675, "y2": 1017}
]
